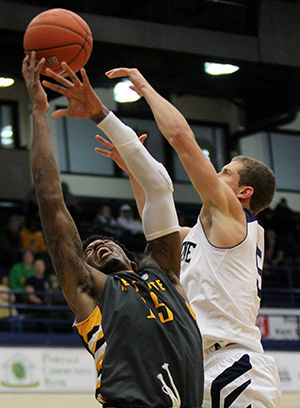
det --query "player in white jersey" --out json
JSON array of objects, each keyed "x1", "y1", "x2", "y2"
[{"x1": 104, "y1": 68, "x2": 282, "y2": 407}]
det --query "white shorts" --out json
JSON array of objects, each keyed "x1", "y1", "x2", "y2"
[{"x1": 202, "y1": 344, "x2": 281, "y2": 408}]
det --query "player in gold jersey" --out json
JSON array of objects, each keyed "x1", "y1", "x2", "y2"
[{"x1": 22, "y1": 52, "x2": 203, "y2": 408}]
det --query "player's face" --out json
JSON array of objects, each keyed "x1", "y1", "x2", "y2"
[
  {"x1": 217, "y1": 160, "x2": 243, "y2": 195},
  {"x1": 84, "y1": 239, "x2": 132, "y2": 275}
]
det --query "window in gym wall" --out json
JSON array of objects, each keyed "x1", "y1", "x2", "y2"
[
  {"x1": 0, "y1": 101, "x2": 18, "y2": 149},
  {"x1": 55, "y1": 113, "x2": 166, "y2": 177},
  {"x1": 270, "y1": 131, "x2": 300, "y2": 192}
]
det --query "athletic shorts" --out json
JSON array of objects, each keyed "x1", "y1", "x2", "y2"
[{"x1": 202, "y1": 344, "x2": 281, "y2": 408}]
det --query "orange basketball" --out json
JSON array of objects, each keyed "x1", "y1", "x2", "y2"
[{"x1": 23, "y1": 8, "x2": 93, "y2": 74}]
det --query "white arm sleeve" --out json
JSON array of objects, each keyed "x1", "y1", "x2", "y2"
[{"x1": 97, "y1": 112, "x2": 179, "y2": 241}]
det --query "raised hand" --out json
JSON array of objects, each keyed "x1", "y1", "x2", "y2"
[
  {"x1": 105, "y1": 68, "x2": 152, "y2": 98},
  {"x1": 42, "y1": 62, "x2": 107, "y2": 122},
  {"x1": 95, "y1": 133, "x2": 147, "y2": 174},
  {"x1": 22, "y1": 52, "x2": 49, "y2": 114}
]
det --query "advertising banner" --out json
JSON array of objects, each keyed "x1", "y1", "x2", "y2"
[
  {"x1": 0, "y1": 346, "x2": 299, "y2": 393},
  {"x1": 0, "y1": 347, "x2": 96, "y2": 392},
  {"x1": 257, "y1": 309, "x2": 300, "y2": 340}
]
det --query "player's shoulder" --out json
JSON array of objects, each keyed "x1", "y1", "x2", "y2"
[{"x1": 180, "y1": 226, "x2": 192, "y2": 242}]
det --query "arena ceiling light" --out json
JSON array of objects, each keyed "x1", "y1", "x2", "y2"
[
  {"x1": 204, "y1": 62, "x2": 240, "y2": 75},
  {"x1": 0, "y1": 77, "x2": 15, "y2": 87},
  {"x1": 113, "y1": 80, "x2": 141, "y2": 103}
]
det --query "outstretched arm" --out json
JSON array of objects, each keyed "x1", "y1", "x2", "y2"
[
  {"x1": 97, "y1": 112, "x2": 181, "y2": 280},
  {"x1": 105, "y1": 68, "x2": 233, "y2": 212},
  {"x1": 95, "y1": 134, "x2": 190, "y2": 246},
  {"x1": 22, "y1": 53, "x2": 101, "y2": 315},
  {"x1": 43, "y1": 63, "x2": 181, "y2": 281}
]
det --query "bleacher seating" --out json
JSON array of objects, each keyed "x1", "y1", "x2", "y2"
[{"x1": 0, "y1": 195, "x2": 300, "y2": 344}]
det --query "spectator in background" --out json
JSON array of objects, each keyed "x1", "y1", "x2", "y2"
[
  {"x1": 0, "y1": 275, "x2": 22, "y2": 332},
  {"x1": 25, "y1": 258, "x2": 50, "y2": 332},
  {"x1": 117, "y1": 204, "x2": 146, "y2": 252},
  {"x1": 93, "y1": 204, "x2": 119, "y2": 237},
  {"x1": 264, "y1": 229, "x2": 285, "y2": 271},
  {"x1": 9, "y1": 249, "x2": 34, "y2": 303},
  {"x1": 258, "y1": 206, "x2": 274, "y2": 231},
  {"x1": 25, "y1": 258, "x2": 50, "y2": 306},
  {"x1": 21, "y1": 216, "x2": 47, "y2": 255},
  {"x1": 0, "y1": 214, "x2": 24, "y2": 271},
  {"x1": 117, "y1": 204, "x2": 143, "y2": 234},
  {"x1": 272, "y1": 198, "x2": 294, "y2": 236}
]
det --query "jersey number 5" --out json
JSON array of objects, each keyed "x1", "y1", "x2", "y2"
[{"x1": 143, "y1": 291, "x2": 174, "y2": 323}]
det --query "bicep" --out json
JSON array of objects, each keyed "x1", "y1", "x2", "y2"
[{"x1": 41, "y1": 206, "x2": 87, "y2": 310}]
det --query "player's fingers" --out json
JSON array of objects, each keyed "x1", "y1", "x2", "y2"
[
  {"x1": 51, "y1": 108, "x2": 69, "y2": 119},
  {"x1": 95, "y1": 147, "x2": 111, "y2": 157},
  {"x1": 44, "y1": 68, "x2": 74, "y2": 88},
  {"x1": 139, "y1": 133, "x2": 148, "y2": 144},
  {"x1": 22, "y1": 55, "x2": 30, "y2": 75},
  {"x1": 29, "y1": 51, "x2": 36, "y2": 69},
  {"x1": 42, "y1": 80, "x2": 68, "y2": 95},
  {"x1": 35, "y1": 58, "x2": 46, "y2": 76},
  {"x1": 22, "y1": 54, "x2": 29, "y2": 66},
  {"x1": 105, "y1": 68, "x2": 131, "y2": 78},
  {"x1": 61, "y1": 62, "x2": 81, "y2": 85},
  {"x1": 80, "y1": 68, "x2": 92, "y2": 86},
  {"x1": 95, "y1": 134, "x2": 112, "y2": 149},
  {"x1": 129, "y1": 85, "x2": 139, "y2": 93}
]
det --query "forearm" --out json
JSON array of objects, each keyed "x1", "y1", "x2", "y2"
[
  {"x1": 98, "y1": 113, "x2": 179, "y2": 241},
  {"x1": 142, "y1": 85, "x2": 220, "y2": 206},
  {"x1": 30, "y1": 110, "x2": 83, "y2": 295},
  {"x1": 31, "y1": 110, "x2": 63, "y2": 207},
  {"x1": 141, "y1": 85, "x2": 195, "y2": 150}
]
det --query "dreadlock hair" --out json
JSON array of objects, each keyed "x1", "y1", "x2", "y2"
[
  {"x1": 82, "y1": 234, "x2": 137, "y2": 266},
  {"x1": 232, "y1": 155, "x2": 276, "y2": 215}
]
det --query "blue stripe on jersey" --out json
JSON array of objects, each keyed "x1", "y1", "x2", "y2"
[
  {"x1": 243, "y1": 208, "x2": 256, "y2": 223},
  {"x1": 211, "y1": 354, "x2": 252, "y2": 408},
  {"x1": 256, "y1": 247, "x2": 262, "y2": 276},
  {"x1": 224, "y1": 379, "x2": 251, "y2": 407}
]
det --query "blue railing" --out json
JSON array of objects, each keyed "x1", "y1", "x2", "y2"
[
  {"x1": 1, "y1": 264, "x2": 300, "y2": 347},
  {"x1": 261, "y1": 264, "x2": 300, "y2": 308}
]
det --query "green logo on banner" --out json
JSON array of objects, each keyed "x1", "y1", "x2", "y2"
[{"x1": 1, "y1": 353, "x2": 39, "y2": 388}]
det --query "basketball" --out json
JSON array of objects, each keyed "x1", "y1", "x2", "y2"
[{"x1": 23, "y1": 8, "x2": 93, "y2": 74}]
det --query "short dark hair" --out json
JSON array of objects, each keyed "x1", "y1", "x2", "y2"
[
  {"x1": 82, "y1": 234, "x2": 137, "y2": 264},
  {"x1": 232, "y1": 155, "x2": 276, "y2": 215}
]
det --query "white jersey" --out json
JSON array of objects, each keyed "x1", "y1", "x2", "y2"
[{"x1": 180, "y1": 209, "x2": 264, "y2": 353}]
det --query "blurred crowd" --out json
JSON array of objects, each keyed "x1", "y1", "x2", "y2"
[
  {"x1": 0, "y1": 184, "x2": 299, "y2": 333},
  {"x1": 260, "y1": 198, "x2": 300, "y2": 269}
]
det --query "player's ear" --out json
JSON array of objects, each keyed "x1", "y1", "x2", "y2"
[{"x1": 237, "y1": 185, "x2": 254, "y2": 199}]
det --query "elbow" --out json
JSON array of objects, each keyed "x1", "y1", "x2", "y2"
[
  {"x1": 34, "y1": 178, "x2": 63, "y2": 204},
  {"x1": 168, "y1": 123, "x2": 195, "y2": 151}
]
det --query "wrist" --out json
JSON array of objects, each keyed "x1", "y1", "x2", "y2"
[
  {"x1": 32, "y1": 104, "x2": 48, "y2": 115},
  {"x1": 91, "y1": 105, "x2": 110, "y2": 124}
]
